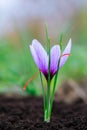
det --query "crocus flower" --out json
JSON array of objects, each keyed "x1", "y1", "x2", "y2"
[{"x1": 29, "y1": 39, "x2": 72, "y2": 80}]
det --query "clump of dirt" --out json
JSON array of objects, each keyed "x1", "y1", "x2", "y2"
[{"x1": 0, "y1": 96, "x2": 87, "y2": 130}]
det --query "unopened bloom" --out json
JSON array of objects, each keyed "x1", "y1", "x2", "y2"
[{"x1": 29, "y1": 39, "x2": 72, "y2": 80}]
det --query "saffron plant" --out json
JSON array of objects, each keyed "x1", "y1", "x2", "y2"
[{"x1": 29, "y1": 33, "x2": 72, "y2": 122}]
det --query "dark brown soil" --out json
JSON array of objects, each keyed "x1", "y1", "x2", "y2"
[{"x1": 0, "y1": 96, "x2": 87, "y2": 130}]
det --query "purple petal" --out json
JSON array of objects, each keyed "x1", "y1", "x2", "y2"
[
  {"x1": 59, "y1": 38, "x2": 72, "y2": 68},
  {"x1": 30, "y1": 45, "x2": 39, "y2": 67},
  {"x1": 30, "y1": 39, "x2": 48, "y2": 75},
  {"x1": 50, "y1": 45, "x2": 60, "y2": 76}
]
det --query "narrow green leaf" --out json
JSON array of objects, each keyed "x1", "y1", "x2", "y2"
[
  {"x1": 39, "y1": 71, "x2": 45, "y2": 112},
  {"x1": 45, "y1": 25, "x2": 51, "y2": 122},
  {"x1": 50, "y1": 58, "x2": 60, "y2": 114},
  {"x1": 45, "y1": 25, "x2": 50, "y2": 54},
  {"x1": 60, "y1": 33, "x2": 63, "y2": 51}
]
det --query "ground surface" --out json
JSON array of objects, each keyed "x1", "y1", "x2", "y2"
[{"x1": 0, "y1": 96, "x2": 87, "y2": 130}]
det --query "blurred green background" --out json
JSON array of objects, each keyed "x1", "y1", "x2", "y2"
[{"x1": 0, "y1": 0, "x2": 87, "y2": 96}]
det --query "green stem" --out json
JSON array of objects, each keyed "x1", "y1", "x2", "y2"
[
  {"x1": 45, "y1": 26, "x2": 51, "y2": 122},
  {"x1": 39, "y1": 71, "x2": 46, "y2": 117},
  {"x1": 50, "y1": 59, "x2": 60, "y2": 113},
  {"x1": 44, "y1": 52, "x2": 51, "y2": 122},
  {"x1": 44, "y1": 93, "x2": 51, "y2": 122},
  {"x1": 44, "y1": 81, "x2": 51, "y2": 122},
  {"x1": 50, "y1": 72, "x2": 59, "y2": 113}
]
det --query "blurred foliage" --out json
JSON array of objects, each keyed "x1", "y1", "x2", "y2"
[
  {"x1": 0, "y1": 31, "x2": 42, "y2": 96},
  {"x1": 0, "y1": 9, "x2": 87, "y2": 96},
  {"x1": 60, "y1": 9, "x2": 87, "y2": 81}
]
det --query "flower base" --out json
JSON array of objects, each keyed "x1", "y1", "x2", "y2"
[{"x1": 0, "y1": 96, "x2": 86, "y2": 130}]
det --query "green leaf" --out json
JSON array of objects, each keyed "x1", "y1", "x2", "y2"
[
  {"x1": 60, "y1": 33, "x2": 63, "y2": 51},
  {"x1": 45, "y1": 25, "x2": 50, "y2": 54}
]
